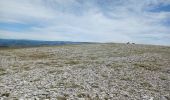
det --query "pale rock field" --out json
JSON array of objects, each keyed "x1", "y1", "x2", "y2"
[{"x1": 0, "y1": 43, "x2": 170, "y2": 100}]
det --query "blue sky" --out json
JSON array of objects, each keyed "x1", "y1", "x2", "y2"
[{"x1": 0, "y1": 0, "x2": 170, "y2": 45}]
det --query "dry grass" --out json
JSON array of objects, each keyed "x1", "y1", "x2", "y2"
[{"x1": 0, "y1": 43, "x2": 170, "y2": 99}]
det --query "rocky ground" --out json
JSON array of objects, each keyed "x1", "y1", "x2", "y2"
[{"x1": 0, "y1": 43, "x2": 170, "y2": 100}]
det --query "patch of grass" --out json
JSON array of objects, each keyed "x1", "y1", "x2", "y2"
[
  {"x1": 48, "y1": 70, "x2": 56, "y2": 74},
  {"x1": 36, "y1": 62, "x2": 51, "y2": 66},
  {"x1": 1, "y1": 93, "x2": 10, "y2": 97},
  {"x1": 50, "y1": 60, "x2": 58, "y2": 64},
  {"x1": 164, "y1": 96, "x2": 170, "y2": 100},
  {"x1": 63, "y1": 94, "x2": 69, "y2": 97},
  {"x1": 23, "y1": 66, "x2": 31, "y2": 71},
  {"x1": 101, "y1": 72, "x2": 108, "y2": 78},
  {"x1": 90, "y1": 56, "x2": 97, "y2": 60},
  {"x1": 92, "y1": 94, "x2": 100, "y2": 100},
  {"x1": 48, "y1": 69, "x2": 63, "y2": 75},
  {"x1": 128, "y1": 89, "x2": 136, "y2": 94},
  {"x1": 75, "y1": 65, "x2": 86, "y2": 69},
  {"x1": 65, "y1": 60, "x2": 79, "y2": 65},
  {"x1": 106, "y1": 62, "x2": 123, "y2": 70},
  {"x1": 77, "y1": 93, "x2": 90, "y2": 98},
  {"x1": 11, "y1": 63, "x2": 31, "y2": 71},
  {"x1": 37, "y1": 61, "x2": 63, "y2": 67},
  {"x1": 33, "y1": 78, "x2": 41, "y2": 82},
  {"x1": 95, "y1": 60, "x2": 104, "y2": 64},
  {"x1": 56, "y1": 96, "x2": 67, "y2": 100},
  {"x1": 66, "y1": 82, "x2": 83, "y2": 89},
  {"x1": 0, "y1": 68, "x2": 6, "y2": 75},
  {"x1": 29, "y1": 53, "x2": 49, "y2": 59},
  {"x1": 159, "y1": 75, "x2": 168, "y2": 80},
  {"x1": 56, "y1": 70, "x2": 63, "y2": 74},
  {"x1": 0, "y1": 68, "x2": 5, "y2": 72},
  {"x1": 55, "y1": 82, "x2": 82, "y2": 89},
  {"x1": 131, "y1": 49, "x2": 145, "y2": 54},
  {"x1": 120, "y1": 76, "x2": 133, "y2": 81},
  {"x1": 90, "y1": 83, "x2": 99, "y2": 88},
  {"x1": 12, "y1": 64, "x2": 18, "y2": 67},
  {"x1": 10, "y1": 64, "x2": 19, "y2": 70},
  {"x1": 133, "y1": 62, "x2": 161, "y2": 71},
  {"x1": 19, "y1": 52, "x2": 53, "y2": 60},
  {"x1": 140, "y1": 82, "x2": 153, "y2": 88},
  {"x1": 57, "y1": 82, "x2": 65, "y2": 88},
  {"x1": 13, "y1": 98, "x2": 19, "y2": 100}
]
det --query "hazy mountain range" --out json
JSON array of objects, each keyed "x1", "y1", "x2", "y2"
[{"x1": 0, "y1": 39, "x2": 90, "y2": 47}]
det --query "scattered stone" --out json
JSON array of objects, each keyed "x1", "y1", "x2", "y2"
[{"x1": 0, "y1": 43, "x2": 169, "y2": 99}]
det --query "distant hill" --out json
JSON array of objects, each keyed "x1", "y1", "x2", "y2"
[{"x1": 0, "y1": 39, "x2": 89, "y2": 47}]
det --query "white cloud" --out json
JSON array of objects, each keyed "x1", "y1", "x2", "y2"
[{"x1": 0, "y1": 0, "x2": 170, "y2": 45}]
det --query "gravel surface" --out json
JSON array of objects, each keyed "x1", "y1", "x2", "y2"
[{"x1": 0, "y1": 43, "x2": 170, "y2": 100}]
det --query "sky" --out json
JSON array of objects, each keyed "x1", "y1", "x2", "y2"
[{"x1": 0, "y1": 0, "x2": 170, "y2": 45}]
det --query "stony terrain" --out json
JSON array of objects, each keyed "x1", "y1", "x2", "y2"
[{"x1": 0, "y1": 43, "x2": 170, "y2": 100}]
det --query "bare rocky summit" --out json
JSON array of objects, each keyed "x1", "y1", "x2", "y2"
[{"x1": 0, "y1": 43, "x2": 170, "y2": 100}]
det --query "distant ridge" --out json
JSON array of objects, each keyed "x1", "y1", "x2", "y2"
[{"x1": 0, "y1": 39, "x2": 90, "y2": 47}]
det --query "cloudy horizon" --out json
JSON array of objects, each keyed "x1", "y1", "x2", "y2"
[{"x1": 0, "y1": 0, "x2": 170, "y2": 45}]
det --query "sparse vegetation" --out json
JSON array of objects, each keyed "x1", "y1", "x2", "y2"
[
  {"x1": 1, "y1": 93, "x2": 10, "y2": 97},
  {"x1": 56, "y1": 96, "x2": 67, "y2": 100},
  {"x1": 159, "y1": 75, "x2": 168, "y2": 80},
  {"x1": 0, "y1": 43, "x2": 169, "y2": 99},
  {"x1": 133, "y1": 62, "x2": 161, "y2": 71},
  {"x1": 65, "y1": 60, "x2": 80, "y2": 65},
  {"x1": 120, "y1": 76, "x2": 133, "y2": 81},
  {"x1": 140, "y1": 82, "x2": 153, "y2": 88},
  {"x1": 0, "y1": 68, "x2": 6, "y2": 75},
  {"x1": 107, "y1": 62, "x2": 124, "y2": 69},
  {"x1": 77, "y1": 93, "x2": 89, "y2": 98}
]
